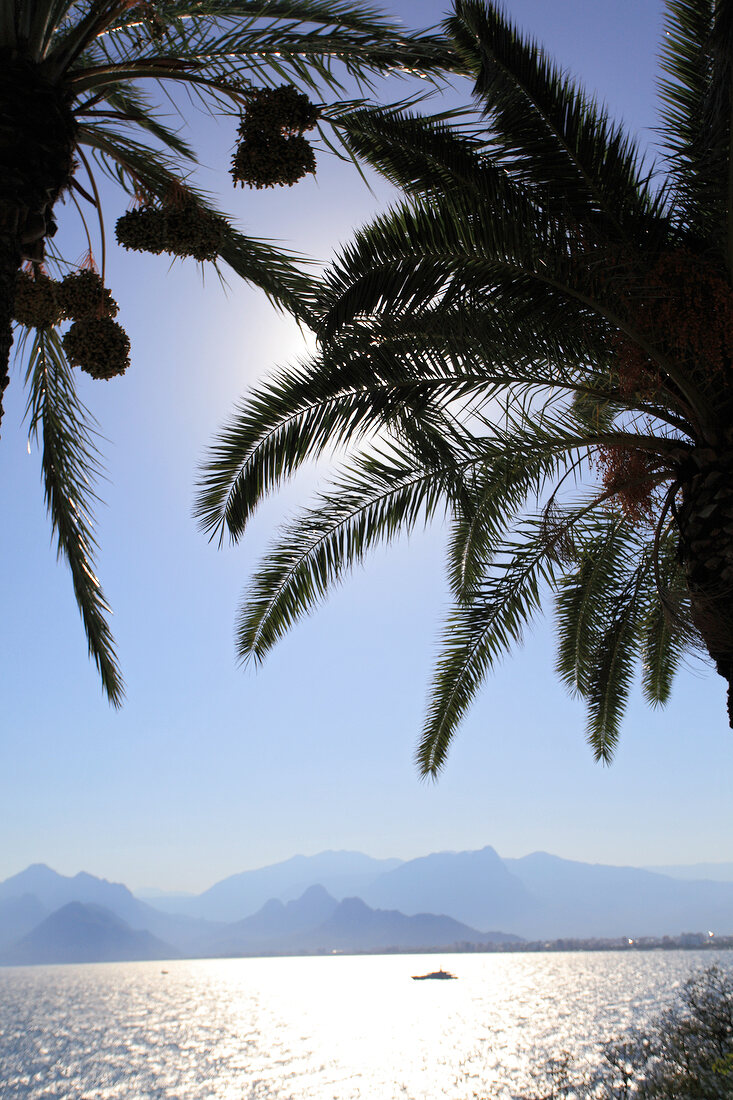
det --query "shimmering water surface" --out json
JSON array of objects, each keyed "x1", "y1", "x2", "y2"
[{"x1": 1, "y1": 950, "x2": 730, "y2": 1099}]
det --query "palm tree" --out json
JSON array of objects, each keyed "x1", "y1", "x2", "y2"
[
  {"x1": 0, "y1": 0, "x2": 455, "y2": 705},
  {"x1": 198, "y1": 0, "x2": 733, "y2": 773}
]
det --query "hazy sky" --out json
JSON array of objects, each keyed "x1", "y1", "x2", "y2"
[{"x1": 2, "y1": 0, "x2": 731, "y2": 893}]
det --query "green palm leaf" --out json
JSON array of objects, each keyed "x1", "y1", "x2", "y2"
[
  {"x1": 3, "y1": 0, "x2": 459, "y2": 700},
  {"x1": 237, "y1": 445, "x2": 447, "y2": 659},
  {"x1": 660, "y1": 0, "x2": 733, "y2": 266},
  {"x1": 555, "y1": 520, "x2": 630, "y2": 700},
  {"x1": 639, "y1": 530, "x2": 690, "y2": 705},
  {"x1": 584, "y1": 592, "x2": 642, "y2": 763},
  {"x1": 24, "y1": 329, "x2": 124, "y2": 705},
  {"x1": 198, "y1": 0, "x2": 733, "y2": 770},
  {"x1": 446, "y1": 0, "x2": 667, "y2": 238},
  {"x1": 340, "y1": 105, "x2": 494, "y2": 198},
  {"x1": 419, "y1": 528, "x2": 557, "y2": 777},
  {"x1": 195, "y1": 333, "x2": 474, "y2": 542}
]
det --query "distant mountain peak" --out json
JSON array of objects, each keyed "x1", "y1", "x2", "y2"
[
  {"x1": 4, "y1": 845, "x2": 732, "y2": 953},
  {"x1": 338, "y1": 896, "x2": 370, "y2": 915},
  {"x1": 0, "y1": 901, "x2": 179, "y2": 966},
  {"x1": 290, "y1": 884, "x2": 330, "y2": 902}
]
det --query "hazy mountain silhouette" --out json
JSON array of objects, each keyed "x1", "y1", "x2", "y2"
[
  {"x1": 147, "y1": 846, "x2": 536, "y2": 930},
  {"x1": 0, "y1": 882, "x2": 522, "y2": 963},
  {"x1": 139, "y1": 847, "x2": 733, "y2": 938},
  {"x1": 4, "y1": 845, "x2": 733, "y2": 961},
  {"x1": 199, "y1": 886, "x2": 521, "y2": 956},
  {"x1": 153, "y1": 851, "x2": 403, "y2": 921},
  {"x1": 202, "y1": 884, "x2": 339, "y2": 956},
  {"x1": 0, "y1": 865, "x2": 219, "y2": 952},
  {"x1": 0, "y1": 894, "x2": 48, "y2": 950},
  {"x1": 0, "y1": 864, "x2": 140, "y2": 919},
  {"x1": 361, "y1": 846, "x2": 536, "y2": 931},
  {"x1": 505, "y1": 852, "x2": 733, "y2": 938},
  {"x1": 643, "y1": 862, "x2": 733, "y2": 883},
  {"x1": 298, "y1": 895, "x2": 520, "y2": 952},
  {"x1": 237, "y1": 884, "x2": 339, "y2": 939},
  {"x1": 0, "y1": 903, "x2": 179, "y2": 965}
]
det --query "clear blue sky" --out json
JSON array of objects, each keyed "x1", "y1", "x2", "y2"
[{"x1": 1, "y1": 0, "x2": 730, "y2": 893}]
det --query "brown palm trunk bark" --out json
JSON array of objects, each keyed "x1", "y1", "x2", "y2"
[{"x1": 676, "y1": 447, "x2": 733, "y2": 725}]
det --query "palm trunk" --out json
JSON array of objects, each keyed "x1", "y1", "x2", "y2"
[
  {"x1": 0, "y1": 52, "x2": 78, "y2": 433},
  {"x1": 0, "y1": 229, "x2": 21, "y2": 433},
  {"x1": 676, "y1": 447, "x2": 733, "y2": 725}
]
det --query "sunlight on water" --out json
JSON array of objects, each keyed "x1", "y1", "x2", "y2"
[{"x1": 1, "y1": 951, "x2": 730, "y2": 1099}]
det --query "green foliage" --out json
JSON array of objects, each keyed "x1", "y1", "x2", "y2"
[
  {"x1": 2, "y1": 0, "x2": 456, "y2": 701},
  {"x1": 24, "y1": 328, "x2": 123, "y2": 704},
  {"x1": 198, "y1": 0, "x2": 733, "y2": 771},
  {"x1": 523, "y1": 967, "x2": 733, "y2": 1100}
]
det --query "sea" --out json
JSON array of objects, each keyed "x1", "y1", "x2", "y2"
[{"x1": 1, "y1": 950, "x2": 730, "y2": 1099}]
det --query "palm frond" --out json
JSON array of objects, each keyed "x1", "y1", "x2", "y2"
[
  {"x1": 1, "y1": 0, "x2": 465, "y2": 705},
  {"x1": 340, "y1": 105, "x2": 493, "y2": 197},
  {"x1": 79, "y1": 124, "x2": 315, "y2": 313},
  {"x1": 217, "y1": 230, "x2": 316, "y2": 319},
  {"x1": 659, "y1": 1, "x2": 723, "y2": 244},
  {"x1": 345, "y1": 296, "x2": 694, "y2": 436},
  {"x1": 446, "y1": 425, "x2": 584, "y2": 599},
  {"x1": 639, "y1": 528, "x2": 690, "y2": 705},
  {"x1": 418, "y1": 527, "x2": 557, "y2": 777},
  {"x1": 77, "y1": 120, "x2": 200, "y2": 197},
  {"x1": 237, "y1": 444, "x2": 447, "y2": 660},
  {"x1": 24, "y1": 329, "x2": 124, "y2": 706},
  {"x1": 446, "y1": 0, "x2": 668, "y2": 242},
  {"x1": 555, "y1": 519, "x2": 630, "y2": 699},
  {"x1": 194, "y1": 339, "x2": 466, "y2": 542},
  {"x1": 314, "y1": 179, "x2": 714, "y2": 424},
  {"x1": 710, "y1": 0, "x2": 733, "y2": 273},
  {"x1": 584, "y1": 549, "x2": 650, "y2": 762},
  {"x1": 660, "y1": 0, "x2": 733, "y2": 269},
  {"x1": 25, "y1": 0, "x2": 75, "y2": 55},
  {"x1": 63, "y1": 1, "x2": 457, "y2": 94},
  {"x1": 81, "y1": 83, "x2": 197, "y2": 162},
  {"x1": 191, "y1": 0, "x2": 733, "y2": 771}
]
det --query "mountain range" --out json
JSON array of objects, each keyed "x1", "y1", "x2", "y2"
[
  {"x1": 135, "y1": 847, "x2": 733, "y2": 940},
  {"x1": 643, "y1": 862, "x2": 733, "y2": 882},
  {"x1": 3, "y1": 903, "x2": 179, "y2": 966},
  {"x1": 1, "y1": 847, "x2": 732, "y2": 966},
  {"x1": 151, "y1": 850, "x2": 403, "y2": 922}
]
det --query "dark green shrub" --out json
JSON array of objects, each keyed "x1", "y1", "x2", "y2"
[{"x1": 523, "y1": 968, "x2": 733, "y2": 1099}]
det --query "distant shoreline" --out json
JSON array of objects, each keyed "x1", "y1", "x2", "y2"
[
  {"x1": 204, "y1": 936, "x2": 733, "y2": 960},
  {"x1": 3, "y1": 940, "x2": 732, "y2": 968}
]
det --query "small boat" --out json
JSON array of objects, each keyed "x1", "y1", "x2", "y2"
[{"x1": 411, "y1": 968, "x2": 457, "y2": 980}]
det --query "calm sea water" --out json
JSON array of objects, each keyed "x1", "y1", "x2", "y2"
[{"x1": 1, "y1": 950, "x2": 730, "y2": 1099}]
